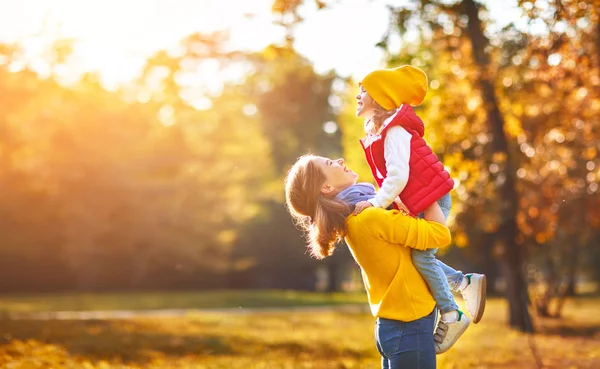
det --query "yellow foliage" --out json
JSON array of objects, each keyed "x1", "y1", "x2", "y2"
[
  {"x1": 503, "y1": 115, "x2": 524, "y2": 138},
  {"x1": 454, "y1": 231, "x2": 469, "y2": 248}
]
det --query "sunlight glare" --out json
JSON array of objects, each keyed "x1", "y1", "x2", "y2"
[
  {"x1": 323, "y1": 121, "x2": 338, "y2": 134},
  {"x1": 0, "y1": 0, "x2": 279, "y2": 91},
  {"x1": 158, "y1": 105, "x2": 175, "y2": 127}
]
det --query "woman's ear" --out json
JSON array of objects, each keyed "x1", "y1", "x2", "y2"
[{"x1": 321, "y1": 183, "x2": 334, "y2": 195}]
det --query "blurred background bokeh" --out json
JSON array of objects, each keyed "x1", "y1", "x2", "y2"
[{"x1": 0, "y1": 0, "x2": 599, "y2": 368}]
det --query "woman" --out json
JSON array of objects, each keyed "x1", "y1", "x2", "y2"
[{"x1": 284, "y1": 154, "x2": 453, "y2": 369}]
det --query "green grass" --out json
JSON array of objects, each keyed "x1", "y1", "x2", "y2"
[
  {"x1": 0, "y1": 290, "x2": 367, "y2": 313},
  {"x1": 1, "y1": 298, "x2": 599, "y2": 368}
]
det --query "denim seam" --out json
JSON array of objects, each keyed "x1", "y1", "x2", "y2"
[
  {"x1": 375, "y1": 320, "x2": 385, "y2": 359},
  {"x1": 391, "y1": 323, "x2": 403, "y2": 358},
  {"x1": 417, "y1": 324, "x2": 421, "y2": 369},
  {"x1": 415, "y1": 317, "x2": 421, "y2": 369}
]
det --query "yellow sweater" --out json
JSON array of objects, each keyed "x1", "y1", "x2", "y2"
[{"x1": 345, "y1": 207, "x2": 451, "y2": 322}]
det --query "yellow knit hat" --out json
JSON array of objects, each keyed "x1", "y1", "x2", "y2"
[{"x1": 359, "y1": 65, "x2": 428, "y2": 109}]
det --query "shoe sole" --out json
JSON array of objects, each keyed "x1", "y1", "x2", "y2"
[
  {"x1": 435, "y1": 319, "x2": 470, "y2": 355},
  {"x1": 472, "y1": 274, "x2": 486, "y2": 324}
]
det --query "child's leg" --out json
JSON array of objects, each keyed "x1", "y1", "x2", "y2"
[
  {"x1": 418, "y1": 193, "x2": 452, "y2": 220},
  {"x1": 436, "y1": 260, "x2": 465, "y2": 292},
  {"x1": 418, "y1": 194, "x2": 472, "y2": 353},
  {"x1": 411, "y1": 248, "x2": 459, "y2": 314},
  {"x1": 418, "y1": 193, "x2": 465, "y2": 292},
  {"x1": 422, "y1": 193, "x2": 486, "y2": 324},
  {"x1": 413, "y1": 248, "x2": 471, "y2": 355},
  {"x1": 437, "y1": 192, "x2": 452, "y2": 219}
]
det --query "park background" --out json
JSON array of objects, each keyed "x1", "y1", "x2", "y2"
[{"x1": 0, "y1": 0, "x2": 599, "y2": 368}]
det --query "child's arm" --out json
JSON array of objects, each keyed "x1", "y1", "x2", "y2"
[{"x1": 359, "y1": 127, "x2": 411, "y2": 212}]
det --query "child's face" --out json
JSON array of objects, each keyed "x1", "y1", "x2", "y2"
[{"x1": 355, "y1": 86, "x2": 377, "y2": 118}]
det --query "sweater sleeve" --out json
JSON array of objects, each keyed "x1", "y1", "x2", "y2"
[
  {"x1": 359, "y1": 208, "x2": 451, "y2": 250},
  {"x1": 367, "y1": 126, "x2": 412, "y2": 209}
]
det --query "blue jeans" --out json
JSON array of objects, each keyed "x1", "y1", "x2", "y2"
[
  {"x1": 412, "y1": 193, "x2": 464, "y2": 313},
  {"x1": 375, "y1": 309, "x2": 437, "y2": 369}
]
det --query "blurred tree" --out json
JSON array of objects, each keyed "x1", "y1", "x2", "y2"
[
  {"x1": 272, "y1": 0, "x2": 328, "y2": 45},
  {"x1": 107, "y1": 33, "x2": 344, "y2": 290},
  {"x1": 0, "y1": 0, "x2": 597, "y2": 300},
  {"x1": 504, "y1": 0, "x2": 600, "y2": 315},
  {"x1": 0, "y1": 44, "x2": 74, "y2": 291},
  {"x1": 231, "y1": 45, "x2": 346, "y2": 291},
  {"x1": 461, "y1": 0, "x2": 531, "y2": 332},
  {"x1": 0, "y1": 30, "x2": 276, "y2": 290}
]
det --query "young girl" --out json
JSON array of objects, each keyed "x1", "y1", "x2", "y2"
[{"x1": 353, "y1": 65, "x2": 486, "y2": 353}]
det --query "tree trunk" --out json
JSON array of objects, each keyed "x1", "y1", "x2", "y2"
[
  {"x1": 462, "y1": 0, "x2": 533, "y2": 332},
  {"x1": 565, "y1": 144, "x2": 592, "y2": 295},
  {"x1": 498, "y1": 222, "x2": 534, "y2": 330},
  {"x1": 535, "y1": 248, "x2": 559, "y2": 317},
  {"x1": 564, "y1": 232, "x2": 581, "y2": 296},
  {"x1": 481, "y1": 232, "x2": 499, "y2": 294}
]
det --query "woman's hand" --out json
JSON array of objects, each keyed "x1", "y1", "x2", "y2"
[
  {"x1": 353, "y1": 201, "x2": 374, "y2": 215},
  {"x1": 393, "y1": 198, "x2": 410, "y2": 215}
]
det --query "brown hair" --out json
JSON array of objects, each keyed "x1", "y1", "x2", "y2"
[
  {"x1": 284, "y1": 154, "x2": 351, "y2": 259},
  {"x1": 364, "y1": 100, "x2": 397, "y2": 135}
]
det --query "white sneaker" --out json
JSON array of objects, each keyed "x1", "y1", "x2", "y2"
[
  {"x1": 434, "y1": 310, "x2": 470, "y2": 354},
  {"x1": 460, "y1": 273, "x2": 487, "y2": 324}
]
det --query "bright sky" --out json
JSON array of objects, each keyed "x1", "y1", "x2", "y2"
[{"x1": 0, "y1": 0, "x2": 521, "y2": 91}]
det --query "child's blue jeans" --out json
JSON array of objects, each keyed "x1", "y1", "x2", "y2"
[{"x1": 412, "y1": 193, "x2": 464, "y2": 314}]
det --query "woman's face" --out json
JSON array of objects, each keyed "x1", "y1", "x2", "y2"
[
  {"x1": 355, "y1": 86, "x2": 377, "y2": 118},
  {"x1": 314, "y1": 157, "x2": 358, "y2": 195}
]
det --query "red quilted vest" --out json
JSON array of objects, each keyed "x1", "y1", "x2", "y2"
[{"x1": 360, "y1": 104, "x2": 454, "y2": 215}]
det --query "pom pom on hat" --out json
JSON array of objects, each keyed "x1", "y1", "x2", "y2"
[{"x1": 359, "y1": 65, "x2": 428, "y2": 109}]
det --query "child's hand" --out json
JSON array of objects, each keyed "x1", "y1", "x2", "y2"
[{"x1": 353, "y1": 201, "x2": 373, "y2": 215}]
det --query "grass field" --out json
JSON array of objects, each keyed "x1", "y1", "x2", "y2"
[
  {"x1": 0, "y1": 290, "x2": 367, "y2": 314},
  {"x1": 0, "y1": 294, "x2": 599, "y2": 368}
]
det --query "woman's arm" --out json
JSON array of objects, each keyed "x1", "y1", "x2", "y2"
[{"x1": 357, "y1": 208, "x2": 451, "y2": 250}]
